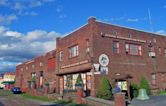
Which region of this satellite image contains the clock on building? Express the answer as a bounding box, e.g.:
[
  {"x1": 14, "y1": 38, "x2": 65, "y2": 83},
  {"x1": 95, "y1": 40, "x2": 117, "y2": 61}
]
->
[{"x1": 99, "y1": 54, "x2": 109, "y2": 66}]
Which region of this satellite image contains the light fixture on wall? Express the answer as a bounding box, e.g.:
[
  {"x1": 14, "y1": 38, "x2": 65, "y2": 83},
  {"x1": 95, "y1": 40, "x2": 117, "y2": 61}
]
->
[
  {"x1": 115, "y1": 73, "x2": 120, "y2": 76},
  {"x1": 93, "y1": 64, "x2": 100, "y2": 72}
]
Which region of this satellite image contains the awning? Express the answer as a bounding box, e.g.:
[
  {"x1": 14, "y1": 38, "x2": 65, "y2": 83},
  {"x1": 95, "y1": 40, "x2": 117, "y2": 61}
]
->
[
  {"x1": 2, "y1": 81, "x2": 15, "y2": 84},
  {"x1": 112, "y1": 73, "x2": 132, "y2": 80}
]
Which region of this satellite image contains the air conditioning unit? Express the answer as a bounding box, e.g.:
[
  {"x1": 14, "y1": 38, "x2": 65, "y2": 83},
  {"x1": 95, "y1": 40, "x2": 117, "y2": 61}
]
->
[{"x1": 149, "y1": 52, "x2": 156, "y2": 58}]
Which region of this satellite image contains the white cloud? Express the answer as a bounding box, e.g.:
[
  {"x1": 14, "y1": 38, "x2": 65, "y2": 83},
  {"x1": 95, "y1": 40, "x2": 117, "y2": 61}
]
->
[
  {"x1": 0, "y1": 14, "x2": 17, "y2": 25},
  {"x1": 127, "y1": 18, "x2": 139, "y2": 22},
  {"x1": 0, "y1": 44, "x2": 9, "y2": 49},
  {"x1": 0, "y1": 25, "x2": 61, "y2": 72},
  {"x1": 56, "y1": 5, "x2": 63, "y2": 13},
  {"x1": 0, "y1": 0, "x2": 9, "y2": 6},
  {"x1": 14, "y1": 2, "x2": 26, "y2": 11},
  {"x1": 59, "y1": 14, "x2": 67, "y2": 19},
  {"x1": 29, "y1": 1, "x2": 42, "y2": 8},
  {"x1": 0, "y1": 0, "x2": 56, "y2": 17},
  {"x1": 22, "y1": 30, "x2": 47, "y2": 42},
  {"x1": 156, "y1": 30, "x2": 166, "y2": 35},
  {"x1": 5, "y1": 31, "x2": 22, "y2": 38},
  {"x1": 0, "y1": 26, "x2": 7, "y2": 34},
  {"x1": 23, "y1": 11, "x2": 38, "y2": 16}
]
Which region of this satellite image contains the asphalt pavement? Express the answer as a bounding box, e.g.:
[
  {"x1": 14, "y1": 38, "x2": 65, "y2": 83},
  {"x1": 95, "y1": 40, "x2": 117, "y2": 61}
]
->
[
  {"x1": 130, "y1": 95, "x2": 166, "y2": 106},
  {"x1": 0, "y1": 89, "x2": 63, "y2": 106}
]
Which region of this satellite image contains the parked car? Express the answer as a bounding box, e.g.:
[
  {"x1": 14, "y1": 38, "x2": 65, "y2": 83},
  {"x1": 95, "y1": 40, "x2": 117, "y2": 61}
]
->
[{"x1": 11, "y1": 87, "x2": 22, "y2": 94}]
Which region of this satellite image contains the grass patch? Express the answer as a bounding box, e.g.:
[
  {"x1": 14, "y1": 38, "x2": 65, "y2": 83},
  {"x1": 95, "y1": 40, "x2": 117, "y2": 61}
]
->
[
  {"x1": 0, "y1": 90, "x2": 12, "y2": 96},
  {"x1": 20, "y1": 93, "x2": 55, "y2": 102},
  {"x1": 54, "y1": 100, "x2": 88, "y2": 106},
  {"x1": 158, "y1": 91, "x2": 166, "y2": 95}
]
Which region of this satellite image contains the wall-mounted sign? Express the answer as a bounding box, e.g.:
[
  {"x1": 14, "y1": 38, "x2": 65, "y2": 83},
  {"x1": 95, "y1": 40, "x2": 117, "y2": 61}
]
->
[
  {"x1": 100, "y1": 66, "x2": 108, "y2": 74},
  {"x1": 99, "y1": 54, "x2": 109, "y2": 66}
]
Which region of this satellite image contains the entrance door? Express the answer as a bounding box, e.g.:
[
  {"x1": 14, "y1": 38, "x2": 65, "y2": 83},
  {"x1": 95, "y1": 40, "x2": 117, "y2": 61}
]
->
[{"x1": 117, "y1": 80, "x2": 127, "y2": 91}]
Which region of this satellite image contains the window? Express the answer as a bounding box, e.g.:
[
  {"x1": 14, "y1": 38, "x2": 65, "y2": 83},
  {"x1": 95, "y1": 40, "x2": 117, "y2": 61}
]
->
[
  {"x1": 86, "y1": 39, "x2": 90, "y2": 53},
  {"x1": 64, "y1": 75, "x2": 73, "y2": 90},
  {"x1": 32, "y1": 64, "x2": 35, "y2": 69},
  {"x1": 149, "y1": 46, "x2": 154, "y2": 52},
  {"x1": 128, "y1": 34, "x2": 132, "y2": 38},
  {"x1": 151, "y1": 74, "x2": 156, "y2": 85},
  {"x1": 158, "y1": 47, "x2": 162, "y2": 55},
  {"x1": 86, "y1": 39, "x2": 89, "y2": 47},
  {"x1": 59, "y1": 51, "x2": 63, "y2": 61},
  {"x1": 69, "y1": 45, "x2": 79, "y2": 58},
  {"x1": 64, "y1": 74, "x2": 86, "y2": 90},
  {"x1": 161, "y1": 74, "x2": 165, "y2": 82},
  {"x1": 26, "y1": 66, "x2": 28, "y2": 70},
  {"x1": 125, "y1": 43, "x2": 142, "y2": 56},
  {"x1": 112, "y1": 41, "x2": 120, "y2": 54},
  {"x1": 164, "y1": 49, "x2": 166, "y2": 57},
  {"x1": 39, "y1": 71, "x2": 43, "y2": 77},
  {"x1": 113, "y1": 31, "x2": 117, "y2": 37},
  {"x1": 39, "y1": 62, "x2": 43, "y2": 67},
  {"x1": 31, "y1": 72, "x2": 36, "y2": 81}
]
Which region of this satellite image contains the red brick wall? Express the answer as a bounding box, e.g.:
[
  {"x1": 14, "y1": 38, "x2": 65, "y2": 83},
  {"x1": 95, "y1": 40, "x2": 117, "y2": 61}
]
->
[
  {"x1": 55, "y1": 17, "x2": 166, "y2": 95},
  {"x1": 15, "y1": 50, "x2": 56, "y2": 93}
]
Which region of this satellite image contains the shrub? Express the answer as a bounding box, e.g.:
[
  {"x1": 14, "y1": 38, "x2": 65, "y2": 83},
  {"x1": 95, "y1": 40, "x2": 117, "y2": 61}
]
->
[
  {"x1": 140, "y1": 77, "x2": 151, "y2": 95},
  {"x1": 96, "y1": 76, "x2": 113, "y2": 100},
  {"x1": 130, "y1": 83, "x2": 139, "y2": 98},
  {"x1": 75, "y1": 74, "x2": 84, "y2": 88}
]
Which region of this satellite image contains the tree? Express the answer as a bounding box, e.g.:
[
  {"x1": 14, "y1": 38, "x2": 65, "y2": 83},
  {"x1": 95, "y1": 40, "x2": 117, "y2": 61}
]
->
[
  {"x1": 140, "y1": 76, "x2": 151, "y2": 95},
  {"x1": 96, "y1": 76, "x2": 113, "y2": 100},
  {"x1": 75, "y1": 74, "x2": 84, "y2": 88}
]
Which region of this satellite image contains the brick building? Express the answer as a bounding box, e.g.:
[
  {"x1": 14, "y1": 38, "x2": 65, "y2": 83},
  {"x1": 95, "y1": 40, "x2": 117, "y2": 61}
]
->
[
  {"x1": 55, "y1": 17, "x2": 166, "y2": 97},
  {"x1": 2, "y1": 72, "x2": 15, "y2": 90},
  {"x1": 15, "y1": 17, "x2": 166, "y2": 98},
  {"x1": 15, "y1": 50, "x2": 56, "y2": 94}
]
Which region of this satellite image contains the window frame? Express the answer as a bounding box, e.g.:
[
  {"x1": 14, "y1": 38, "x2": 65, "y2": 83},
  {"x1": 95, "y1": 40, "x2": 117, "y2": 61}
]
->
[
  {"x1": 59, "y1": 51, "x2": 63, "y2": 61},
  {"x1": 112, "y1": 41, "x2": 120, "y2": 54},
  {"x1": 125, "y1": 43, "x2": 142, "y2": 56},
  {"x1": 69, "y1": 45, "x2": 79, "y2": 58},
  {"x1": 151, "y1": 74, "x2": 156, "y2": 85}
]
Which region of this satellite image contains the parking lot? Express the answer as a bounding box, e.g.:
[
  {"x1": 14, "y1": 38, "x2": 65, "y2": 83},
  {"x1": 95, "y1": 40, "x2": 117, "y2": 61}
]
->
[{"x1": 130, "y1": 95, "x2": 166, "y2": 106}]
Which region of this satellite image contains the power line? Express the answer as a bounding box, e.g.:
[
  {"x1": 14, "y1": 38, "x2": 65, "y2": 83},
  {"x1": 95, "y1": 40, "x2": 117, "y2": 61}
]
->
[{"x1": 148, "y1": 8, "x2": 154, "y2": 32}]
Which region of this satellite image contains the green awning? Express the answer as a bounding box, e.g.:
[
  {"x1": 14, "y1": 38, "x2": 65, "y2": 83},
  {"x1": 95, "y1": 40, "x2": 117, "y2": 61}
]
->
[{"x1": 2, "y1": 81, "x2": 15, "y2": 84}]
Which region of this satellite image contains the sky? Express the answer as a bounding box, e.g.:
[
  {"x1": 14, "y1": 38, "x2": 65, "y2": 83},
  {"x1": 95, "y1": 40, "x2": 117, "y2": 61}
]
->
[{"x1": 0, "y1": 0, "x2": 166, "y2": 73}]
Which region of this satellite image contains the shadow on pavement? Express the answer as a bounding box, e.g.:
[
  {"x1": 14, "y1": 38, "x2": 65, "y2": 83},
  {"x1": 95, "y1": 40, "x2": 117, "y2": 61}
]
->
[
  {"x1": 40, "y1": 104, "x2": 64, "y2": 106},
  {"x1": 0, "y1": 102, "x2": 4, "y2": 106}
]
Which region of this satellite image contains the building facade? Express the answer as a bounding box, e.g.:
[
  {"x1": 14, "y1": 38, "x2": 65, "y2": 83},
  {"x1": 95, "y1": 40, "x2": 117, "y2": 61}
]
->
[
  {"x1": 15, "y1": 17, "x2": 166, "y2": 97},
  {"x1": 2, "y1": 72, "x2": 15, "y2": 90},
  {"x1": 15, "y1": 50, "x2": 56, "y2": 94},
  {"x1": 56, "y1": 17, "x2": 166, "y2": 97}
]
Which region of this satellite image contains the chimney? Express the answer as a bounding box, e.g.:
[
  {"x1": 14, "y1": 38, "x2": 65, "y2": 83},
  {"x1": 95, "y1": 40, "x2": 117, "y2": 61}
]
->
[
  {"x1": 56, "y1": 37, "x2": 61, "y2": 41},
  {"x1": 88, "y1": 17, "x2": 96, "y2": 24}
]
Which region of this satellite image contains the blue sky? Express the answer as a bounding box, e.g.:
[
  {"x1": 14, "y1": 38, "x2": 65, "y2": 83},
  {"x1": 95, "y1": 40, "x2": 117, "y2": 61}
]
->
[{"x1": 0, "y1": 0, "x2": 166, "y2": 73}]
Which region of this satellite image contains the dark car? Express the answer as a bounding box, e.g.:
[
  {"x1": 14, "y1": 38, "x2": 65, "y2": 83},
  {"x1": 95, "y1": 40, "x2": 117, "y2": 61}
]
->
[{"x1": 11, "y1": 87, "x2": 22, "y2": 94}]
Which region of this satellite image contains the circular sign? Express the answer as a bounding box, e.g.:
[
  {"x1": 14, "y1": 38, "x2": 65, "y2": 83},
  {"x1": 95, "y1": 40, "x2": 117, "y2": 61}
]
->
[{"x1": 99, "y1": 54, "x2": 109, "y2": 66}]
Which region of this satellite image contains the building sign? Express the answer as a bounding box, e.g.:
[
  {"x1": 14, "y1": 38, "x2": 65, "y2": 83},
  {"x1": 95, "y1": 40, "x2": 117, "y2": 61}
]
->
[
  {"x1": 100, "y1": 66, "x2": 108, "y2": 74},
  {"x1": 99, "y1": 54, "x2": 109, "y2": 66},
  {"x1": 102, "y1": 33, "x2": 146, "y2": 43}
]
